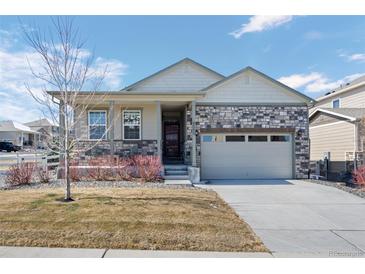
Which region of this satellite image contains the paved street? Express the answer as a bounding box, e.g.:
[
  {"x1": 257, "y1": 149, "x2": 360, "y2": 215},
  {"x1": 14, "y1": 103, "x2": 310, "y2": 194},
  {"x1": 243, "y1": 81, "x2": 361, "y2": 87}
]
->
[{"x1": 199, "y1": 180, "x2": 365, "y2": 257}]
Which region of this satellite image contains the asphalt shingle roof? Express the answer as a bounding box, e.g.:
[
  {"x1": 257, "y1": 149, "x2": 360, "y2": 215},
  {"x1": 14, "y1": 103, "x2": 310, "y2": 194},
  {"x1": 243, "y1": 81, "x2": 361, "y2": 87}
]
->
[{"x1": 320, "y1": 108, "x2": 365, "y2": 119}]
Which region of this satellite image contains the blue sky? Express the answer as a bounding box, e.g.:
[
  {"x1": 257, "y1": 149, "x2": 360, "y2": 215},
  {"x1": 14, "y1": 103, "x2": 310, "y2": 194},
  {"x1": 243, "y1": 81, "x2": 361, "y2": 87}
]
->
[{"x1": 1, "y1": 16, "x2": 365, "y2": 122}]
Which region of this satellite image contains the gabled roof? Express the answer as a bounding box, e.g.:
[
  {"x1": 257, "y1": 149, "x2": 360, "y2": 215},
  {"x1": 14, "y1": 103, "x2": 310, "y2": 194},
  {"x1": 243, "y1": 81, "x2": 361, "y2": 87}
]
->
[
  {"x1": 0, "y1": 120, "x2": 38, "y2": 133},
  {"x1": 122, "y1": 58, "x2": 225, "y2": 91},
  {"x1": 201, "y1": 66, "x2": 315, "y2": 104},
  {"x1": 309, "y1": 108, "x2": 365, "y2": 121},
  {"x1": 24, "y1": 118, "x2": 58, "y2": 127},
  {"x1": 316, "y1": 74, "x2": 365, "y2": 102}
]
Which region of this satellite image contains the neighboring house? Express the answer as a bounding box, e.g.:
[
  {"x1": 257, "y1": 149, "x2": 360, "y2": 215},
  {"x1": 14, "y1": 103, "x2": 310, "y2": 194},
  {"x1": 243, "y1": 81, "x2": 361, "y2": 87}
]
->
[
  {"x1": 309, "y1": 75, "x2": 365, "y2": 180},
  {"x1": 48, "y1": 58, "x2": 313, "y2": 181},
  {"x1": 0, "y1": 120, "x2": 40, "y2": 147},
  {"x1": 24, "y1": 118, "x2": 59, "y2": 148}
]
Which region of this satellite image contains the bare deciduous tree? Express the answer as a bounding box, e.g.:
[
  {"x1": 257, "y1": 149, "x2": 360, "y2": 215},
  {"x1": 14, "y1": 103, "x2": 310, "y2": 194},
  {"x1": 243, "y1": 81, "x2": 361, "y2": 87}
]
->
[{"x1": 22, "y1": 17, "x2": 116, "y2": 201}]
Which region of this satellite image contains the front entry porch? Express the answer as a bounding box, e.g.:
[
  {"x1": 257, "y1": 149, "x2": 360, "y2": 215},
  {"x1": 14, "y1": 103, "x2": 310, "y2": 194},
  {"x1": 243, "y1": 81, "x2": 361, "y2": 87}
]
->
[{"x1": 161, "y1": 104, "x2": 186, "y2": 165}]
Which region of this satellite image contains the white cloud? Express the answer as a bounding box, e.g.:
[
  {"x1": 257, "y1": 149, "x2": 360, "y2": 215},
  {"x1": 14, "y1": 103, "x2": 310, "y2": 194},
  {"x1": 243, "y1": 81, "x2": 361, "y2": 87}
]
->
[
  {"x1": 347, "y1": 53, "x2": 365, "y2": 62},
  {"x1": 338, "y1": 50, "x2": 365, "y2": 63},
  {"x1": 278, "y1": 72, "x2": 364, "y2": 93},
  {"x1": 229, "y1": 15, "x2": 293, "y2": 39},
  {"x1": 91, "y1": 57, "x2": 128, "y2": 90},
  {"x1": 278, "y1": 72, "x2": 323, "y2": 89},
  {"x1": 0, "y1": 28, "x2": 128, "y2": 123}
]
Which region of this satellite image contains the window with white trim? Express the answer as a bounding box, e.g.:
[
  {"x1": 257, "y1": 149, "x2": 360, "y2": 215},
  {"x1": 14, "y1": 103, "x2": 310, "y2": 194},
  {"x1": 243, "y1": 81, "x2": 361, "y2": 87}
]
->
[
  {"x1": 123, "y1": 110, "x2": 141, "y2": 140},
  {"x1": 332, "y1": 99, "x2": 340, "y2": 108},
  {"x1": 88, "y1": 111, "x2": 107, "y2": 140}
]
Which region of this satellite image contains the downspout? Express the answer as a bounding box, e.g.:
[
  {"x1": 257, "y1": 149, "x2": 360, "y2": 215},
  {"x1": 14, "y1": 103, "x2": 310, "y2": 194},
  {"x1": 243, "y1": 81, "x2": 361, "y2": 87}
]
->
[{"x1": 354, "y1": 121, "x2": 358, "y2": 171}]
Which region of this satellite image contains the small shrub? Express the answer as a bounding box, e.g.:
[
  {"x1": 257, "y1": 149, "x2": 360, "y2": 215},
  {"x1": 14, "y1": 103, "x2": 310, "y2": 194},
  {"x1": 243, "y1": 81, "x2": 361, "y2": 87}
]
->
[
  {"x1": 69, "y1": 167, "x2": 81, "y2": 181},
  {"x1": 36, "y1": 167, "x2": 51, "y2": 184},
  {"x1": 86, "y1": 156, "x2": 115, "y2": 181},
  {"x1": 132, "y1": 155, "x2": 162, "y2": 182},
  {"x1": 5, "y1": 162, "x2": 35, "y2": 186},
  {"x1": 115, "y1": 157, "x2": 133, "y2": 181},
  {"x1": 352, "y1": 165, "x2": 365, "y2": 188}
]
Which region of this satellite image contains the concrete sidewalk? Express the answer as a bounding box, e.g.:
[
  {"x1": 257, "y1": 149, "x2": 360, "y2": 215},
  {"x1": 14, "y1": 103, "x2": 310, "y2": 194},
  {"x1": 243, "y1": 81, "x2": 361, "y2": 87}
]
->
[
  {"x1": 2, "y1": 246, "x2": 364, "y2": 258},
  {"x1": 0, "y1": 246, "x2": 273, "y2": 258}
]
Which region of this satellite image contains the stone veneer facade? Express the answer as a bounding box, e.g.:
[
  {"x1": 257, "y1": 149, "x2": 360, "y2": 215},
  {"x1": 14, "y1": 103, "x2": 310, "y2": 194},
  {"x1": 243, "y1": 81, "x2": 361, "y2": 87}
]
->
[
  {"x1": 75, "y1": 140, "x2": 158, "y2": 164},
  {"x1": 185, "y1": 105, "x2": 310, "y2": 179}
]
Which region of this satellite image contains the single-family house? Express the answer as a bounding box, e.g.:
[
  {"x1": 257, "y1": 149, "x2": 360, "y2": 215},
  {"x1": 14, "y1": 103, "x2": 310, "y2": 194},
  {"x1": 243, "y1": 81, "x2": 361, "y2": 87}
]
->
[
  {"x1": 0, "y1": 120, "x2": 40, "y2": 147},
  {"x1": 309, "y1": 75, "x2": 365, "y2": 180},
  {"x1": 24, "y1": 118, "x2": 59, "y2": 148},
  {"x1": 48, "y1": 58, "x2": 313, "y2": 181}
]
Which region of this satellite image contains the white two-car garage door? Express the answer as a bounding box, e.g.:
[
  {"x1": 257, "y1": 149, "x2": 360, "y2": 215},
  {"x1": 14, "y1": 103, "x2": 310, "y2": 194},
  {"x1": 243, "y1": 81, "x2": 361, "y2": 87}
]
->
[{"x1": 201, "y1": 133, "x2": 293, "y2": 180}]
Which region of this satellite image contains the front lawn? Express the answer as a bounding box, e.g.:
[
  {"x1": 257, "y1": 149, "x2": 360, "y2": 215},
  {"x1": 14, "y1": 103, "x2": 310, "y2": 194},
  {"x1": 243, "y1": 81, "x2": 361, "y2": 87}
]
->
[{"x1": 0, "y1": 187, "x2": 267, "y2": 252}]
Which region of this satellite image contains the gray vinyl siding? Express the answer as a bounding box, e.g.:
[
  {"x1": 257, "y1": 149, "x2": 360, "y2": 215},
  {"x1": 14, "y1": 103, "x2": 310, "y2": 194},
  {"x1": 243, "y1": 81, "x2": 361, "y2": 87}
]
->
[
  {"x1": 128, "y1": 62, "x2": 222, "y2": 92},
  {"x1": 198, "y1": 71, "x2": 307, "y2": 104}
]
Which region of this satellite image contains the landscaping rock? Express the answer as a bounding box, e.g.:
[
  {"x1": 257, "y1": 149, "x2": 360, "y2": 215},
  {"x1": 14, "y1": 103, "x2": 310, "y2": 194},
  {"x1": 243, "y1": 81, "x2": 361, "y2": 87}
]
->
[
  {"x1": 0, "y1": 179, "x2": 196, "y2": 191},
  {"x1": 307, "y1": 179, "x2": 365, "y2": 199}
]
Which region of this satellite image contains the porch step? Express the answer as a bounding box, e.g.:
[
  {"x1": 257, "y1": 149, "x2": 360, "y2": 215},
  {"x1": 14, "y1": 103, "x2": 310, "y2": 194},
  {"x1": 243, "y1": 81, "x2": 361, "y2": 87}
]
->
[
  {"x1": 163, "y1": 164, "x2": 189, "y2": 181},
  {"x1": 163, "y1": 175, "x2": 190, "y2": 180},
  {"x1": 164, "y1": 164, "x2": 188, "y2": 171},
  {"x1": 165, "y1": 170, "x2": 188, "y2": 176}
]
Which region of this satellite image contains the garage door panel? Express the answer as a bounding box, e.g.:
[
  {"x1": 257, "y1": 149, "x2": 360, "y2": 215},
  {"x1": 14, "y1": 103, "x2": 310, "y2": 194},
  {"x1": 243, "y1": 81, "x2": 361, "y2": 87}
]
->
[{"x1": 201, "y1": 133, "x2": 293, "y2": 179}]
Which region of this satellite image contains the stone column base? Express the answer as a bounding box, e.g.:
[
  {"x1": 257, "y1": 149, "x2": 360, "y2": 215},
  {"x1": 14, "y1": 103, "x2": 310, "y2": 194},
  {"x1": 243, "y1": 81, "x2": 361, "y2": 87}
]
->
[{"x1": 188, "y1": 166, "x2": 200, "y2": 184}]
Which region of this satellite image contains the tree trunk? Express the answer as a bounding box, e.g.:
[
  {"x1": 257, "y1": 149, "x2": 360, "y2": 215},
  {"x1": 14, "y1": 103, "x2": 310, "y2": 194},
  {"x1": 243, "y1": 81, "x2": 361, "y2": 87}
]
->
[{"x1": 64, "y1": 149, "x2": 72, "y2": 201}]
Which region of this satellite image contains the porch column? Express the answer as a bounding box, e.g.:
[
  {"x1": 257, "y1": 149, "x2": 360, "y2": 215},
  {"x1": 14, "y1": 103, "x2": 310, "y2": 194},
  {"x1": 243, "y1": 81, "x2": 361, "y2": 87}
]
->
[
  {"x1": 156, "y1": 101, "x2": 162, "y2": 162},
  {"x1": 21, "y1": 132, "x2": 24, "y2": 149},
  {"x1": 191, "y1": 100, "x2": 197, "y2": 167},
  {"x1": 108, "y1": 100, "x2": 115, "y2": 155}
]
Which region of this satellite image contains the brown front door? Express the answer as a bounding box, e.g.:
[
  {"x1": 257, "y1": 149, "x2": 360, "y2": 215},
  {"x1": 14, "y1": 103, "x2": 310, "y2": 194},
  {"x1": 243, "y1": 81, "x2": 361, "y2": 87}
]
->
[{"x1": 164, "y1": 121, "x2": 180, "y2": 159}]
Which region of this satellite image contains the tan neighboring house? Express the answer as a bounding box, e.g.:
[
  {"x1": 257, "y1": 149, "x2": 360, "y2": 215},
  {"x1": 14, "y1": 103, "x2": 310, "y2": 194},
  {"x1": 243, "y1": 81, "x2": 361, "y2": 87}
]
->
[
  {"x1": 309, "y1": 75, "x2": 365, "y2": 180},
  {"x1": 24, "y1": 118, "x2": 59, "y2": 149},
  {"x1": 48, "y1": 58, "x2": 313, "y2": 182}
]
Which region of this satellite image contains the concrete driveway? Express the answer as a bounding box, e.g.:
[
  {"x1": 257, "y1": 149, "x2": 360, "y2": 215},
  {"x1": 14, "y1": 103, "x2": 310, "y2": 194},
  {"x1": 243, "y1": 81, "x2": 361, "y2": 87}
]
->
[{"x1": 199, "y1": 180, "x2": 365, "y2": 257}]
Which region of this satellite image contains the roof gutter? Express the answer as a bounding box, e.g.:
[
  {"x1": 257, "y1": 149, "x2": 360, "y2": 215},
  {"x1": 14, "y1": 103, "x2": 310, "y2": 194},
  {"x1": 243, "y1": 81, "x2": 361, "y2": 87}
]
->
[
  {"x1": 316, "y1": 81, "x2": 365, "y2": 102},
  {"x1": 309, "y1": 108, "x2": 357, "y2": 122}
]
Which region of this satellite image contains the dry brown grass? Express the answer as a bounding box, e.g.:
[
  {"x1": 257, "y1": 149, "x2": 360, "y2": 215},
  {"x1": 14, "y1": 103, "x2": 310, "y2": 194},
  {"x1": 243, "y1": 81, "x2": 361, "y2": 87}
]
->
[{"x1": 0, "y1": 187, "x2": 267, "y2": 252}]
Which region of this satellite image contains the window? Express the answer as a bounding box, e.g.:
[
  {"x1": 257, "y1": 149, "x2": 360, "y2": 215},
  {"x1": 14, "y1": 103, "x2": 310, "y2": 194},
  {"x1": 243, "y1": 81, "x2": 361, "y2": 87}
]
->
[
  {"x1": 248, "y1": 135, "x2": 267, "y2": 142},
  {"x1": 332, "y1": 99, "x2": 340, "y2": 108},
  {"x1": 88, "y1": 111, "x2": 107, "y2": 140},
  {"x1": 270, "y1": 135, "x2": 290, "y2": 142},
  {"x1": 226, "y1": 135, "x2": 245, "y2": 142},
  {"x1": 202, "y1": 135, "x2": 214, "y2": 142},
  {"x1": 123, "y1": 110, "x2": 141, "y2": 140}
]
